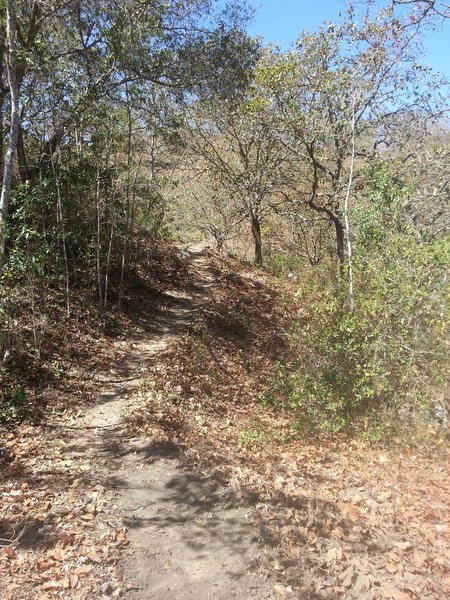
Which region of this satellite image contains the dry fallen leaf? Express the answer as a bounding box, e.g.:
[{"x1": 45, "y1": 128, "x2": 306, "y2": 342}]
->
[
  {"x1": 395, "y1": 541, "x2": 412, "y2": 551},
  {"x1": 76, "y1": 564, "x2": 92, "y2": 577},
  {"x1": 354, "y1": 573, "x2": 370, "y2": 595},
  {"x1": 381, "y1": 584, "x2": 410, "y2": 600},
  {"x1": 41, "y1": 580, "x2": 61, "y2": 590},
  {"x1": 69, "y1": 573, "x2": 79, "y2": 589},
  {"x1": 273, "y1": 584, "x2": 286, "y2": 597},
  {"x1": 87, "y1": 549, "x2": 102, "y2": 563},
  {"x1": 273, "y1": 559, "x2": 283, "y2": 571},
  {"x1": 325, "y1": 546, "x2": 343, "y2": 564},
  {"x1": 340, "y1": 564, "x2": 354, "y2": 587},
  {"x1": 47, "y1": 548, "x2": 61, "y2": 561},
  {"x1": 2, "y1": 547, "x2": 16, "y2": 559},
  {"x1": 385, "y1": 562, "x2": 399, "y2": 574},
  {"x1": 116, "y1": 527, "x2": 128, "y2": 545}
]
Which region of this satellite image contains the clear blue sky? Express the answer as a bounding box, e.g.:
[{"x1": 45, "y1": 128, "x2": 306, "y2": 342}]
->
[{"x1": 246, "y1": 0, "x2": 450, "y2": 77}]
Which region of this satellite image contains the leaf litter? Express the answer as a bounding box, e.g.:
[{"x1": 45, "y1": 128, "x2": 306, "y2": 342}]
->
[
  {"x1": 125, "y1": 249, "x2": 449, "y2": 599},
  {"x1": 1, "y1": 245, "x2": 448, "y2": 599}
]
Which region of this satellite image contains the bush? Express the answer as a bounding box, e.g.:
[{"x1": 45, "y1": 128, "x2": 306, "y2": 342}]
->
[
  {"x1": 0, "y1": 385, "x2": 32, "y2": 424},
  {"x1": 263, "y1": 181, "x2": 449, "y2": 434},
  {"x1": 265, "y1": 251, "x2": 300, "y2": 275}
]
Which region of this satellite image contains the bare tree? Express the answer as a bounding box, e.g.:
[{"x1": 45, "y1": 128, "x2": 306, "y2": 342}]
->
[
  {"x1": 255, "y1": 9, "x2": 443, "y2": 273},
  {"x1": 190, "y1": 101, "x2": 291, "y2": 265}
]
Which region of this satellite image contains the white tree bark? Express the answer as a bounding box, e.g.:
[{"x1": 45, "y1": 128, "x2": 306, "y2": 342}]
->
[
  {"x1": 344, "y1": 97, "x2": 356, "y2": 313},
  {"x1": 0, "y1": 0, "x2": 20, "y2": 273}
]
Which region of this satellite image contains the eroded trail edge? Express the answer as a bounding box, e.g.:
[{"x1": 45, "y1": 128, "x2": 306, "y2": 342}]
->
[{"x1": 76, "y1": 246, "x2": 269, "y2": 599}]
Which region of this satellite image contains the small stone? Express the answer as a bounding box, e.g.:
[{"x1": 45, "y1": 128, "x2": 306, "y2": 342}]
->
[
  {"x1": 100, "y1": 582, "x2": 113, "y2": 596},
  {"x1": 273, "y1": 584, "x2": 286, "y2": 596}
]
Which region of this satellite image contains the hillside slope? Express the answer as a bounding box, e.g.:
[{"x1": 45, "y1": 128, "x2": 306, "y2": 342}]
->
[{"x1": 0, "y1": 244, "x2": 448, "y2": 599}]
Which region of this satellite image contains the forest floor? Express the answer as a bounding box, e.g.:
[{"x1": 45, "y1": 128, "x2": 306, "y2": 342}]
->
[{"x1": 0, "y1": 244, "x2": 448, "y2": 600}]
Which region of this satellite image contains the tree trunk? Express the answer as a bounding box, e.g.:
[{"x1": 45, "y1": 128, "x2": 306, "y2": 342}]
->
[
  {"x1": 129, "y1": 151, "x2": 144, "y2": 269},
  {"x1": 118, "y1": 89, "x2": 132, "y2": 307},
  {"x1": 95, "y1": 162, "x2": 103, "y2": 312},
  {"x1": 250, "y1": 211, "x2": 262, "y2": 265},
  {"x1": 0, "y1": 0, "x2": 20, "y2": 273},
  {"x1": 104, "y1": 183, "x2": 116, "y2": 308},
  {"x1": 333, "y1": 217, "x2": 345, "y2": 276},
  {"x1": 343, "y1": 97, "x2": 356, "y2": 312},
  {"x1": 0, "y1": 46, "x2": 5, "y2": 179},
  {"x1": 17, "y1": 123, "x2": 32, "y2": 184},
  {"x1": 50, "y1": 148, "x2": 71, "y2": 318}
]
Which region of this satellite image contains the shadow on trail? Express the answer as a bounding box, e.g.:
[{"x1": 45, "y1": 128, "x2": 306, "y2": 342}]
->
[
  {"x1": 0, "y1": 246, "x2": 266, "y2": 597},
  {"x1": 109, "y1": 443, "x2": 261, "y2": 581}
]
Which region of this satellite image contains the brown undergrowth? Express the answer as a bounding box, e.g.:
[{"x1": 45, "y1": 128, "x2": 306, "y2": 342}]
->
[
  {"x1": 0, "y1": 242, "x2": 192, "y2": 424},
  {"x1": 126, "y1": 249, "x2": 450, "y2": 599}
]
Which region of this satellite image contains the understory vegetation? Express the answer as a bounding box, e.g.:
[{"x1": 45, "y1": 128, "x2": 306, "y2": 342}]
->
[{"x1": 264, "y1": 205, "x2": 449, "y2": 435}]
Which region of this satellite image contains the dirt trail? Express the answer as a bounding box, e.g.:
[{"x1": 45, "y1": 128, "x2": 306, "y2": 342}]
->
[{"x1": 77, "y1": 246, "x2": 271, "y2": 599}]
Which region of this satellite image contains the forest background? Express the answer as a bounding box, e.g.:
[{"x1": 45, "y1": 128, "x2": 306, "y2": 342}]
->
[{"x1": 0, "y1": 0, "x2": 449, "y2": 439}]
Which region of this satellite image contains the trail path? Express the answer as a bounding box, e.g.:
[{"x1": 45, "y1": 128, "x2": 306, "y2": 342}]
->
[
  {"x1": 76, "y1": 245, "x2": 270, "y2": 599},
  {"x1": 4, "y1": 244, "x2": 448, "y2": 600}
]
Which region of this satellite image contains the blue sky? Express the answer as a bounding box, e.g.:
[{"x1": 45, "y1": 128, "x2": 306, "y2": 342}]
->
[{"x1": 246, "y1": 0, "x2": 450, "y2": 77}]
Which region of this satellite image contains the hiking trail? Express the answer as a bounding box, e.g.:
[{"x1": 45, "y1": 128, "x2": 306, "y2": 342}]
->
[{"x1": 75, "y1": 245, "x2": 271, "y2": 599}]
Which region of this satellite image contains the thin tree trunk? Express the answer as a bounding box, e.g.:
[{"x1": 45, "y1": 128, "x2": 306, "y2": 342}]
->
[
  {"x1": 129, "y1": 152, "x2": 144, "y2": 268},
  {"x1": 104, "y1": 182, "x2": 116, "y2": 308},
  {"x1": 96, "y1": 161, "x2": 103, "y2": 312},
  {"x1": 103, "y1": 139, "x2": 114, "y2": 308},
  {"x1": 17, "y1": 123, "x2": 31, "y2": 184},
  {"x1": 2, "y1": 292, "x2": 12, "y2": 362},
  {"x1": 29, "y1": 274, "x2": 41, "y2": 358},
  {"x1": 250, "y1": 210, "x2": 263, "y2": 265},
  {"x1": 49, "y1": 138, "x2": 70, "y2": 318},
  {"x1": 145, "y1": 135, "x2": 156, "y2": 265},
  {"x1": 75, "y1": 126, "x2": 80, "y2": 158},
  {"x1": 118, "y1": 88, "x2": 132, "y2": 307},
  {"x1": 334, "y1": 217, "x2": 345, "y2": 276},
  {"x1": 0, "y1": 0, "x2": 20, "y2": 273},
  {"x1": 344, "y1": 98, "x2": 356, "y2": 312},
  {"x1": 0, "y1": 46, "x2": 5, "y2": 179}
]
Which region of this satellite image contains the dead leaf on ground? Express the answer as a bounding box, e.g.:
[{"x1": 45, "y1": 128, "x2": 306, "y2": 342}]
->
[{"x1": 116, "y1": 527, "x2": 128, "y2": 545}]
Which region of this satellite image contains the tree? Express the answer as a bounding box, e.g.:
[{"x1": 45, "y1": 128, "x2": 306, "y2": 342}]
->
[
  {"x1": 0, "y1": 0, "x2": 254, "y2": 275},
  {"x1": 254, "y1": 7, "x2": 445, "y2": 274},
  {"x1": 176, "y1": 160, "x2": 246, "y2": 251},
  {"x1": 369, "y1": 1, "x2": 450, "y2": 24},
  {"x1": 0, "y1": 0, "x2": 19, "y2": 273},
  {"x1": 189, "y1": 94, "x2": 291, "y2": 264}
]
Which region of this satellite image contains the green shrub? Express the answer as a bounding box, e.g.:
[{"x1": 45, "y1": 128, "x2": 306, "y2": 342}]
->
[
  {"x1": 263, "y1": 193, "x2": 449, "y2": 434},
  {"x1": 266, "y1": 251, "x2": 300, "y2": 275},
  {"x1": 0, "y1": 385, "x2": 32, "y2": 424}
]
